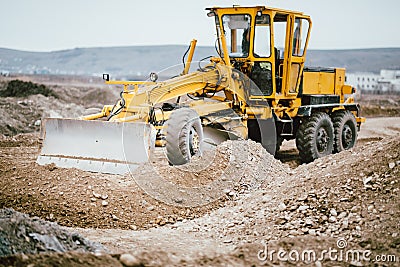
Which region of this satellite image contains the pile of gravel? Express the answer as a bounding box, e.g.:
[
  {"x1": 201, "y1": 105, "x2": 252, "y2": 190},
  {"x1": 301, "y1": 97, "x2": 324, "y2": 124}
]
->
[{"x1": 0, "y1": 208, "x2": 105, "y2": 256}]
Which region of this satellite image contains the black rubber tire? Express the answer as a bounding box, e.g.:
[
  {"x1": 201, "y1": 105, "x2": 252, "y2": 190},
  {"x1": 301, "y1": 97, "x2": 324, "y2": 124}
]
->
[
  {"x1": 296, "y1": 112, "x2": 334, "y2": 163},
  {"x1": 332, "y1": 110, "x2": 357, "y2": 153},
  {"x1": 165, "y1": 108, "x2": 203, "y2": 165}
]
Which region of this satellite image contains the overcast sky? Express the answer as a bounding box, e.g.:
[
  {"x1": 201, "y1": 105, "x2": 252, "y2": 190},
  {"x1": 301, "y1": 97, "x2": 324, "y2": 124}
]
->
[{"x1": 1, "y1": 0, "x2": 399, "y2": 52}]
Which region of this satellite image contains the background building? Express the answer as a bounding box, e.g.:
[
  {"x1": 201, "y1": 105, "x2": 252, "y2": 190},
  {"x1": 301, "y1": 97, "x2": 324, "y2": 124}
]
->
[{"x1": 347, "y1": 69, "x2": 400, "y2": 94}]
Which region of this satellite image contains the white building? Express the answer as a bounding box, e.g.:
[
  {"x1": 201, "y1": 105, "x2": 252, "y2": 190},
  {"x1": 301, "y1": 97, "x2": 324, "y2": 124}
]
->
[
  {"x1": 346, "y1": 72, "x2": 380, "y2": 93},
  {"x1": 346, "y1": 69, "x2": 400, "y2": 94},
  {"x1": 377, "y1": 69, "x2": 400, "y2": 93}
]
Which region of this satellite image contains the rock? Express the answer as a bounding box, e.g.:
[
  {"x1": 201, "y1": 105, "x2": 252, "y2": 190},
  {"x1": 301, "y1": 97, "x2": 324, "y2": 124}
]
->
[
  {"x1": 34, "y1": 119, "x2": 41, "y2": 126},
  {"x1": 304, "y1": 218, "x2": 313, "y2": 226},
  {"x1": 278, "y1": 202, "x2": 287, "y2": 211},
  {"x1": 330, "y1": 208, "x2": 338, "y2": 216},
  {"x1": 147, "y1": 206, "x2": 155, "y2": 211},
  {"x1": 363, "y1": 176, "x2": 373, "y2": 186},
  {"x1": 101, "y1": 194, "x2": 108, "y2": 200},
  {"x1": 367, "y1": 205, "x2": 374, "y2": 212},
  {"x1": 223, "y1": 189, "x2": 231, "y2": 195},
  {"x1": 112, "y1": 214, "x2": 119, "y2": 221},
  {"x1": 275, "y1": 217, "x2": 288, "y2": 225},
  {"x1": 342, "y1": 219, "x2": 349, "y2": 229},
  {"x1": 388, "y1": 162, "x2": 395, "y2": 169},
  {"x1": 101, "y1": 200, "x2": 108, "y2": 206},
  {"x1": 129, "y1": 225, "x2": 138, "y2": 231},
  {"x1": 289, "y1": 229, "x2": 299, "y2": 236},
  {"x1": 351, "y1": 206, "x2": 361, "y2": 213},
  {"x1": 298, "y1": 205, "x2": 309, "y2": 211},
  {"x1": 119, "y1": 253, "x2": 141, "y2": 267},
  {"x1": 338, "y1": 211, "x2": 347, "y2": 219},
  {"x1": 328, "y1": 216, "x2": 337, "y2": 223},
  {"x1": 93, "y1": 191, "x2": 101, "y2": 198}
]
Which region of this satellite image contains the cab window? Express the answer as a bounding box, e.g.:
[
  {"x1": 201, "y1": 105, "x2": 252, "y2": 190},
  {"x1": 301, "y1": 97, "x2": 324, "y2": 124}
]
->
[
  {"x1": 254, "y1": 14, "x2": 271, "y2": 58},
  {"x1": 221, "y1": 14, "x2": 251, "y2": 57}
]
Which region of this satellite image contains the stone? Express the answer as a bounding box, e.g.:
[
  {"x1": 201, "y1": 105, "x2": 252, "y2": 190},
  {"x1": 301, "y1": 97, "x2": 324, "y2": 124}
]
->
[
  {"x1": 305, "y1": 218, "x2": 313, "y2": 226},
  {"x1": 298, "y1": 205, "x2": 309, "y2": 211},
  {"x1": 330, "y1": 208, "x2": 337, "y2": 216},
  {"x1": 147, "y1": 206, "x2": 155, "y2": 211},
  {"x1": 388, "y1": 162, "x2": 395, "y2": 169},
  {"x1": 93, "y1": 191, "x2": 101, "y2": 198},
  {"x1": 328, "y1": 216, "x2": 337, "y2": 223},
  {"x1": 289, "y1": 229, "x2": 299, "y2": 236},
  {"x1": 101, "y1": 200, "x2": 108, "y2": 206},
  {"x1": 278, "y1": 202, "x2": 287, "y2": 211},
  {"x1": 363, "y1": 176, "x2": 373, "y2": 186},
  {"x1": 338, "y1": 211, "x2": 347, "y2": 219},
  {"x1": 351, "y1": 206, "x2": 360, "y2": 213},
  {"x1": 119, "y1": 253, "x2": 141, "y2": 267},
  {"x1": 342, "y1": 219, "x2": 349, "y2": 229},
  {"x1": 367, "y1": 205, "x2": 374, "y2": 212}
]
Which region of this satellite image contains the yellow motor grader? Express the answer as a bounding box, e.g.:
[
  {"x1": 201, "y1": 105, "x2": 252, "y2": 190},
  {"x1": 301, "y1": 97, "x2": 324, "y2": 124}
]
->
[{"x1": 37, "y1": 5, "x2": 365, "y2": 174}]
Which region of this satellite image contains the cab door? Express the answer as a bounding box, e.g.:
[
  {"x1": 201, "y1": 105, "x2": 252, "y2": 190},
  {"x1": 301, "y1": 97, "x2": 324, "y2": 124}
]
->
[{"x1": 273, "y1": 13, "x2": 311, "y2": 97}]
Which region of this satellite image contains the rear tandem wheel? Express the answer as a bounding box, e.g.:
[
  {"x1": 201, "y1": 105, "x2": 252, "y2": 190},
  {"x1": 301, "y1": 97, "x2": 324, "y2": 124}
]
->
[
  {"x1": 331, "y1": 110, "x2": 358, "y2": 153},
  {"x1": 296, "y1": 112, "x2": 334, "y2": 163}
]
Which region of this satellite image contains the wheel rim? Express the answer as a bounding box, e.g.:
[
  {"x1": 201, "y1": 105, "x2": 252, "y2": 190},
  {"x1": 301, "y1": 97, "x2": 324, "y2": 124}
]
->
[
  {"x1": 316, "y1": 127, "x2": 329, "y2": 153},
  {"x1": 342, "y1": 124, "x2": 353, "y2": 149},
  {"x1": 189, "y1": 127, "x2": 200, "y2": 155}
]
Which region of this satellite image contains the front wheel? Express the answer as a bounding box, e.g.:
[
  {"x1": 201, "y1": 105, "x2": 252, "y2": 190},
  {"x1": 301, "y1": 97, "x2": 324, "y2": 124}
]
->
[
  {"x1": 332, "y1": 110, "x2": 358, "y2": 153},
  {"x1": 296, "y1": 112, "x2": 334, "y2": 163},
  {"x1": 165, "y1": 108, "x2": 203, "y2": 165}
]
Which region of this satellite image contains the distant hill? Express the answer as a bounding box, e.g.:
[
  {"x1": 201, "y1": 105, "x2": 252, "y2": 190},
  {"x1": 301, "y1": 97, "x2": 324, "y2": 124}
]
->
[{"x1": 0, "y1": 46, "x2": 399, "y2": 78}]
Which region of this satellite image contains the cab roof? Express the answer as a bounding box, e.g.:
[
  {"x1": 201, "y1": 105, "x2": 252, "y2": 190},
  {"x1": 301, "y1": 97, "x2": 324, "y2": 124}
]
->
[{"x1": 206, "y1": 6, "x2": 305, "y2": 16}]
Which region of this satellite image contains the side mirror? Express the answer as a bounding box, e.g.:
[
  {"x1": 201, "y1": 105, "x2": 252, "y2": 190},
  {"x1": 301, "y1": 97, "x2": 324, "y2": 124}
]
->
[{"x1": 102, "y1": 73, "x2": 110, "y2": 81}]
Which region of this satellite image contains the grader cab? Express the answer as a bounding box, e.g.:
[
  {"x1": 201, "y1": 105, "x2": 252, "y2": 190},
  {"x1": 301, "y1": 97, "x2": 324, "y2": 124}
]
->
[{"x1": 37, "y1": 5, "x2": 364, "y2": 174}]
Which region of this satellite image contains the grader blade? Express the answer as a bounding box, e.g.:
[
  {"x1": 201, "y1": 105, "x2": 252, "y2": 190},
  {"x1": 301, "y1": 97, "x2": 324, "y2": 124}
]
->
[{"x1": 37, "y1": 118, "x2": 155, "y2": 175}]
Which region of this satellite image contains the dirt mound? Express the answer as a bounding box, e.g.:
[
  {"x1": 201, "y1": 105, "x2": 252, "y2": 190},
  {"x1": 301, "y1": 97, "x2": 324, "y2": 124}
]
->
[
  {"x1": 0, "y1": 208, "x2": 105, "y2": 257},
  {"x1": 0, "y1": 76, "x2": 119, "y2": 136},
  {"x1": 0, "y1": 80, "x2": 58, "y2": 98},
  {"x1": 171, "y1": 135, "x2": 399, "y2": 265}
]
